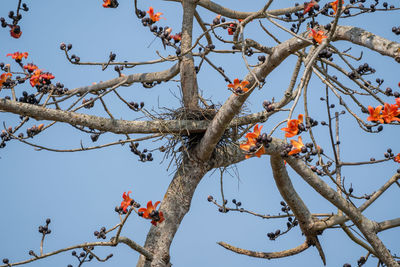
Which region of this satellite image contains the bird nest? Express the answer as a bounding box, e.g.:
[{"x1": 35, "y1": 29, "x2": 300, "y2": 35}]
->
[{"x1": 160, "y1": 106, "x2": 242, "y2": 168}]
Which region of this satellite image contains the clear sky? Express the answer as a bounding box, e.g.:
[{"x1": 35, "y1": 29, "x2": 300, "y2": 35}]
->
[{"x1": 0, "y1": 1, "x2": 399, "y2": 267}]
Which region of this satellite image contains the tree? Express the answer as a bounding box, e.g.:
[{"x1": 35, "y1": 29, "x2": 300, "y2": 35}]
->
[{"x1": 0, "y1": 0, "x2": 399, "y2": 267}]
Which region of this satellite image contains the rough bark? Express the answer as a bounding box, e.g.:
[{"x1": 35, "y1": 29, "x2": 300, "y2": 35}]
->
[
  {"x1": 136, "y1": 157, "x2": 209, "y2": 267},
  {"x1": 179, "y1": 0, "x2": 199, "y2": 110}
]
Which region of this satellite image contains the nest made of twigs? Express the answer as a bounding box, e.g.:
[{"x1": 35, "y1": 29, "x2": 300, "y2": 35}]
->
[{"x1": 160, "y1": 105, "x2": 242, "y2": 169}]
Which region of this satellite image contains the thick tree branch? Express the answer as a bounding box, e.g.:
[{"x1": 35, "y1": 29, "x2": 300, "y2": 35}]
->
[
  {"x1": 270, "y1": 154, "x2": 326, "y2": 265},
  {"x1": 377, "y1": 218, "x2": 400, "y2": 232},
  {"x1": 335, "y1": 26, "x2": 400, "y2": 60},
  {"x1": 217, "y1": 240, "x2": 310, "y2": 259},
  {"x1": 67, "y1": 63, "x2": 180, "y2": 96},
  {"x1": 180, "y1": 0, "x2": 199, "y2": 109},
  {"x1": 0, "y1": 99, "x2": 275, "y2": 135}
]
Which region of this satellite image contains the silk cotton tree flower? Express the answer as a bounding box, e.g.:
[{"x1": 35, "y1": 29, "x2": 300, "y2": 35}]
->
[
  {"x1": 331, "y1": 0, "x2": 344, "y2": 14},
  {"x1": 9, "y1": 25, "x2": 22, "y2": 39},
  {"x1": 102, "y1": 0, "x2": 119, "y2": 8},
  {"x1": 227, "y1": 78, "x2": 250, "y2": 94},
  {"x1": 281, "y1": 114, "x2": 304, "y2": 138},
  {"x1": 0, "y1": 73, "x2": 12, "y2": 88},
  {"x1": 24, "y1": 63, "x2": 38, "y2": 73},
  {"x1": 30, "y1": 69, "x2": 42, "y2": 87},
  {"x1": 367, "y1": 105, "x2": 384, "y2": 123},
  {"x1": 120, "y1": 191, "x2": 133, "y2": 213},
  {"x1": 394, "y1": 153, "x2": 400, "y2": 163},
  {"x1": 147, "y1": 7, "x2": 164, "y2": 23},
  {"x1": 6, "y1": 52, "x2": 28, "y2": 62},
  {"x1": 138, "y1": 201, "x2": 165, "y2": 226},
  {"x1": 288, "y1": 136, "x2": 305, "y2": 155},
  {"x1": 381, "y1": 103, "x2": 400, "y2": 123},
  {"x1": 240, "y1": 124, "x2": 265, "y2": 159},
  {"x1": 303, "y1": 0, "x2": 317, "y2": 14},
  {"x1": 309, "y1": 29, "x2": 327, "y2": 44}
]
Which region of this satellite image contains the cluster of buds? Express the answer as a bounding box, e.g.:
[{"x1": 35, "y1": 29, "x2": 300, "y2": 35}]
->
[
  {"x1": 70, "y1": 54, "x2": 81, "y2": 63},
  {"x1": 347, "y1": 63, "x2": 376, "y2": 79},
  {"x1": 59, "y1": 42, "x2": 73, "y2": 51},
  {"x1": 82, "y1": 98, "x2": 95, "y2": 109},
  {"x1": 93, "y1": 227, "x2": 107, "y2": 239},
  {"x1": 26, "y1": 124, "x2": 44, "y2": 138},
  {"x1": 60, "y1": 42, "x2": 80, "y2": 64},
  {"x1": 128, "y1": 101, "x2": 144, "y2": 111},
  {"x1": 129, "y1": 142, "x2": 154, "y2": 162},
  {"x1": 18, "y1": 91, "x2": 38, "y2": 105},
  {"x1": 69, "y1": 246, "x2": 105, "y2": 267},
  {"x1": 212, "y1": 14, "x2": 226, "y2": 25},
  {"x1": 392, "y1": 26, "x2": 400, "y2": 35},
  {"x1": 0, "y1": 2, "x2": 29, "y2": 39},
  {"x1": 318, "y1": 48, "x2": 333, "y2": 60},
  {"x1": 267, "y1": 229, "x2": 282, "y2": 241},
  {"x1": 90, "y1": 133, "x2": 100, "y2": 142},
  {"x1": 38, "y1": 218, "x2": 52, "y2": 235},
  {"x1": 0, "y1": 129, "x2": 12, "y2": 148},
  {"x1": 53, "y1": 82, "x2": 68, "y2": 95},
  {"x1": 265, "y1": 201, "x2": 299, "y2": 240},
  {"x1": 207, "y1": 195, "x2": 241, "y2": 213},
  {"x1": 262, "y1": 100, "x2": 275, "y2": 112}
]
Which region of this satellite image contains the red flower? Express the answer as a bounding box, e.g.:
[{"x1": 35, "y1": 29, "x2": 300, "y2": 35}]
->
[
  {"x1": 309, "y1": 29, "x2": 327, "y2": 44},
  {"x1": 228, "y1": 78, "x2": 250, "y2": 94},
  {"x1": 381, "y1": 103, "x2": 400, "y2": 123},
  {"x1": 0, "y1": 73, "x2": 12, "y2": 88},
  {"x1": 171, "y1": 33, "x2": 182, "y2": 42},
  {"x1": 331, "y1": 0, "x2": 344, "y2": 14},
  {"x1": 147, "y1": 7, "x2": 164, "y2": 22},
  {"x1": 120, "y1": 191, "x2": 132, "y2": 212},
  {"x1": 7, "y1": 52, "x2": 28, "y2": 61},
  {"x1": 228, "y1": 23, "x2": 236, "y2": 35},
  {"x1": 367, "y1": 105, "x2": 384, "y2": 123},
  {"x1": 24, "y1": 63, "x2": 38, "y2": 73},
  {"x1": 9, "y1": 25, "x2": 22, "y2": 39},
  {"x1": 288, "y1": 136, "x2": 305, "y2": 155},
  {"x1": 281, "y1": 114, "x2": 304, "y2": 138},
  {"x1": 138, "y1": 201, "x2": 165, "y2": 226},
  {"x1": 40, "y1": 72, "x2": 55, "y2": 81},
  {"x1": 240, "y1": 124, "x2": 265, "y2": 159},
  {"x1": 102, "y1": 0, "x2": 119, "y2": 8},
  {"x1": 303, "y1": 0, "x2": 317, "y2": 14},
  {"x1": 29, "y1": 69, "x2": 42, "y2": 87},
  {"x1": 394, "y1": 153, "x2": 400, "y2": 163}
]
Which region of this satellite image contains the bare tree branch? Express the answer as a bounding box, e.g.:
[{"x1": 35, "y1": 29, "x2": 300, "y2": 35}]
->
[
  {"x1": 217, "y1": 240, "x2": 310, "y2": 259},
  {"x1": 68, "y1": 63, "x2": 180, "y2": 96}
]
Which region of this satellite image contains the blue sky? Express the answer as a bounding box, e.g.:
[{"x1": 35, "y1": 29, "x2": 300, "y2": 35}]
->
[{"x1": 0, "y1": 1, "x2": 399, "y2": 267}]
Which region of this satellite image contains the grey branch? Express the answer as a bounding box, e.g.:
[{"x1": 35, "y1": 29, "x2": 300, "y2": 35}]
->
[
  {"x1": 217, "y1": 240, "x2": 310, "y2": 259},
  {"x1": 68, "y1": 63, "x2": 180, "y2": 95}
]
